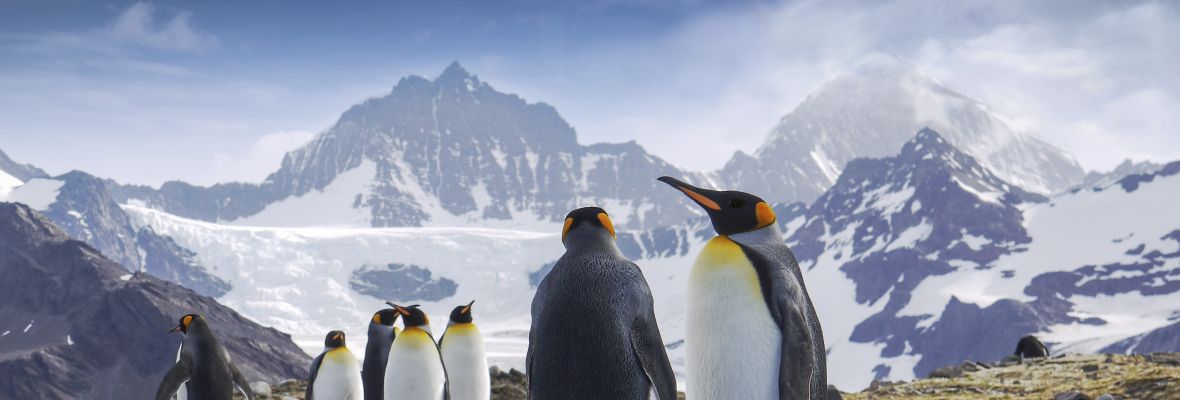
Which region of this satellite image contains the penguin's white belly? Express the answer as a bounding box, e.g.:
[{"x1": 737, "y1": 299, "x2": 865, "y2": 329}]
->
[
  {"x1": 687, "y1": 236, "x2": 781, "y2": 399},
  {"x1": 174, "y1": 345, "x2": 188, "y2": 400},
  {"x1": 314, "y1": 349, "x2": 364, "y2": 400},
  {"x1": 385, "y1": 329, "x2": 447, "y2": 400},
  {"x1": 440, "y1": 324, "x2": 491, "y2": 400}
]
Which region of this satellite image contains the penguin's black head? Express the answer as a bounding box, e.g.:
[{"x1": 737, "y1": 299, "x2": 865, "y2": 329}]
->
[
  {"x1": 658, "y1": 176, "x2": 776, "y2": 236},
  {"x1": 168, "y1": 314, "x2": 201, "y2": 334},
  {"x1": 371, "y1": 308, "x2": 399, "y2": 326},
  {"x1": 561, "y1": 207, "x2": 616, "y2": 245},
  {"x1": 387, "y1": 303, "x2": 429, "y2": 328},
  {"x1": 324, "y1": 330, "x2": 346, "y2": 348},
  {"x1": 449, "y1": 300, "x2": 475, "y2": 324}
]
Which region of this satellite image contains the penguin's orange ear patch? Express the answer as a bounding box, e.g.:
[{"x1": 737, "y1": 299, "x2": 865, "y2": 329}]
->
[
  {"x1": 182, "y1": 315, "x2": 193, "y2": 328},
  {"x1": 755, "y1": 202, "x2": 776, "y2": 229},
  {"x1": 372, "y1": 313, "x2": 382, "y2": 324},
  {"x1": 596, "y1": 213, "x2": 615, "y2": 239},
  {"x1": 561, "y1": 217, "x2": 574, "y2": 241}
]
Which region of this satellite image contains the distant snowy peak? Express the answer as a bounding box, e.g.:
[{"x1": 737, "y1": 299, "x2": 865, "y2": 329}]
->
[
  {"x1": 120, "y1": 62, "x2": 704, "y2": 230},
  {"x1": 1072, "y1": 159, "x2": 1164, "y2": 192},
  {"x1": 722, "y1": 55, "x2": 1083, "y2": 203},
  {"x1": 0, "y1": 148, "x2": 48, "y2": 183}
]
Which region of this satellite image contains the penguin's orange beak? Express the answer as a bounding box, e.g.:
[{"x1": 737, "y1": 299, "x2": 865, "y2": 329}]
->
[
  {"x1": 168, "y1": 325, "x2": 182, "y2": 334},
  {"x1": 657, "y1": 176, "x2": 722, "y2": 211},
  {"x1": 461, "y1": 300, "x2": 475, "y2": 314}
]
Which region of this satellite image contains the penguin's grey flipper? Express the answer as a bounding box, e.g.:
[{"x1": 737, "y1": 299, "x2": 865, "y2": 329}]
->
[
  {"x1": 738, "y1": 243, "x2": 826, "y2": 400},
  {"x1": 306, "y1": 352, "x2": 324, "y2": 400},
  {"x1": 230, "y1": 363, "x2": 256, "y2": 400},
  {"x1": 630, "y1": 316, "x2": 677, "y2": 400},
  {"x1": 154, "y1": 355, "x2": 192, "y2": 400}
]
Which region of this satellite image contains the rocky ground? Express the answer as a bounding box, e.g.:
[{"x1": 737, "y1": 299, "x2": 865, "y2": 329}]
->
[
  {"x1": 847, "y1": 353, "x2": 1180, "y2": 400},
  {"x1": 235, "y1": 353, "x2": 1180, "y2": 400}
]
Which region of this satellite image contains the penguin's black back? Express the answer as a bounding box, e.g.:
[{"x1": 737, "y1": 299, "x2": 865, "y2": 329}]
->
[
  {"x1": 1015, "y1": 335, "x2": 1048, "y2": 358},
  {"x1": 528, "y1": 247, "x2": 657, "y2": 399},
  {"x1": 362, "y1": 322, "x2": 395, "y2": 400},
  {"x1": 185, "y1": 323, "x2": 238, "y2": 399}
]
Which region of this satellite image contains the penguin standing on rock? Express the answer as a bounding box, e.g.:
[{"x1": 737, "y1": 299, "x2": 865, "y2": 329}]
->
[
  {"x1": 528, "y1": 207, "x2": 677, "y2": 400},
  {"x1": 659, "y1": 176, "x2": 827, "y2": 399},
  {"x1": 363, "y1": 308, "x2": 400, "y2": 400},
  {"x1": 155, "y1": 314, "x2": 256, "y2": 400},
  {"x1": 439, "y1": 300, "x2": 490, "y2": 400},
  {"x1": 384, "y1": 304, "x2": 449, "y2": 400},
  {"x1": 308, "y1": 330, "x2": 364, "y2": 400}
]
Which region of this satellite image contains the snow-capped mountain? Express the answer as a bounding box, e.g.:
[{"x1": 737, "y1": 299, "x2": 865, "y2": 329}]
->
[
  {"x1": 0, "y1": 148, "x2": 48, "y2": 183},
  {"x1": 111, "y1": 62, "x2": 706, "y2": 230},
  {"x1": 719, "y1": 55, "x2": 1084, "y2": 203},
  {"x1": 1, "y1": 167, "x2": 229, "y2": 297},
  {"x1": 0, "y1": 202, "x2": 307, "y2": 399},
  {"x1": 1072, "y1": 159, "x2": 1164, "y2": 192}
]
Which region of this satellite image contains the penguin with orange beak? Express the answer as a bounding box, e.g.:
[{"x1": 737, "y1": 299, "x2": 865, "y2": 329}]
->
[
  {"x1": 658, "y1": 177, "x2": 827, "y2": 399},
  {"x1": 154, "y1": 314, "x2": 256, "y2": 400}
]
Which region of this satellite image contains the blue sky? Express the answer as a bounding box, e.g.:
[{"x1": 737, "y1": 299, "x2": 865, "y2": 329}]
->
[{"x1": 0, "y1": 0, "x2": 1177, "y2": 185}]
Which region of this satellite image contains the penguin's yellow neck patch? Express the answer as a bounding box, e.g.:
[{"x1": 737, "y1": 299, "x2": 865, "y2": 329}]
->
[
  {"x1": 446, "y1": 322, "x2": 479, "y2": 336},
  {"x1": 397, "y1": 327, "x2": 434, "y2": 349},
  {"x1": 693, "y1": 236, "x2": 762, "y2": 297}
]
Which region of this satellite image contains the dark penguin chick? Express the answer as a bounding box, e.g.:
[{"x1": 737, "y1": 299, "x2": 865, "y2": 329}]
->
[
  {"x1": 363, "y1": 308, "x2": 400, "y2": 400},
  {"x1": 659, "y1": 176, "x2": 827, "y2": 400},
  {"x1": 155, "y1": 314, "x2": 256, "y2": 400},
  {"x1": 383, "y1": 304, "x2": 449, "y2": 400},
  {"x1": 1015, "y1": 335, "x2": 1049, "y2": 359},
  {"x1": 440, "y1": 300, "x2": 490, "y2": 400},
  {"x1": 308, "y1": 331, "x2": 363, "y2": 400},
  {"x1": 527, "y1": 207, "x2": 676, "y2": 400}
]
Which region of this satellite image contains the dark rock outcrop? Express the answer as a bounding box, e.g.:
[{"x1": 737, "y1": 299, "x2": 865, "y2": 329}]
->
[
  {"x1": 349, "y1": 263, "x2": 457, "y2": 302},
  {"x1": 0, "y1": 202, "x2": 308, "y2": 399}
]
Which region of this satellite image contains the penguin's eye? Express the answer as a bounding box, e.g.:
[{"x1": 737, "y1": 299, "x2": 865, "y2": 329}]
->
[{"x1": 729, "y1": 199, "x2": 745, "y2": 208}]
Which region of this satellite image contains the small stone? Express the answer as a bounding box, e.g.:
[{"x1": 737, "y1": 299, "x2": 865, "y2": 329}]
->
[
  {"x1": 1081, "y1": 364, "x2": 1100, "y2": 373},
  {"x1": 1055, "y1": 391, "x2": 1092, "y2": 400},
  {"x1": 248, "y1": 381, "x2": 271, "y2": 398},
  {"x1": 1096, "y1": 394, "x2": 1116, "y2": 400},
  {"x1": 928, "y1": 365, "x2": 962, "y2": 379}
]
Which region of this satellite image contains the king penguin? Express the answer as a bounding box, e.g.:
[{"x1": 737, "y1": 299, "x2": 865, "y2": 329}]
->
[
  {"x1": 308, "y1": 330, "x2": 364, "y2": 400},
  {"x1": 659, "y1": 176, "x2": 827, "y2": 399},
  {"x1": 439, "y1": 300, "x2": 490, "y2": 400},
  {"x1": 154, "y1": 314, "x2": 256, "y2": 400},
  {"x1": 383, "y1": 304, "x2": 449, "y2": 400},
  {"x1": 527, "y1": 207, "x2": 677, "y2": 400},
  {"x1": 363, "y1": 308, "x2": 400, "y2": 400},
  {"x1": 1014, "y1": 335, "x2": 1049, "y2": 359}
]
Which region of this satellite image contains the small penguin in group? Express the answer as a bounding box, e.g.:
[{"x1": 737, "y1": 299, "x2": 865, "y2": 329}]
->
[
  {"x1": 659, "y1": 177, "x2": 827, "y2": 399},
  {"x1": 363, "y1": 308, "x2": 400, "y2": 400},
  {"x1": 439, "y1": 300, "x2": 490, "y2": 400},
  {"x1": 384, "y1": 303, "x2": 449, "y2": 400},
  {"x1": 1015, "y1": 335, "x2": 1049, "y2": 359},
  {"x1": 155, "y1": 314, "x2": 256, "y2": 400},
  {"x1": 307, "y1": 330, "x2": 364, "y2": 400},
  {"x1": 527, "y1": 207, "x2": 677, "y2": 400}
]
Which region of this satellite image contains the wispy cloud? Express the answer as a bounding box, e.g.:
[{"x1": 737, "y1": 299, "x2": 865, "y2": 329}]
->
[{"x1": 108, "y1": 2, "x2": 219, "y2": 53}]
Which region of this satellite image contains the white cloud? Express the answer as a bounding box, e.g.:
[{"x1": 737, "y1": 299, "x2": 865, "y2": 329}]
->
[
  {"x1": 109, "y1": 2, "x2": 218, "y2": 53},
  {"x1": 205, "y1": 131, "x2": 316, "y2": 185}
]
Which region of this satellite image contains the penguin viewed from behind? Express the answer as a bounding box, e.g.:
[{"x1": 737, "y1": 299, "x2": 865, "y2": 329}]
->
[
  {"x1": 155, "y1": 314, "x2": 256, "y2": 400},
  {"x1": 308, "y1": 330, "x2": 364, "y2": 400},
  {"x1": 363, "y1": 308, "x2": 400, "y2": 400},
  {"x1": 384, "y1": 303, "x2": 449, "y2": 400},
  {"x1": 1015, "y1": 335, "x2": 1049, "y2": 359},
  {"x1": 439, "y1": 300, "x2": 490, "y2": 400},
  {"x1": 659, "y1": 176, "x2": 827, "y2": 399},
  {"x1": 527, "y1": 207, "x2": 677, "y2": 400}
]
